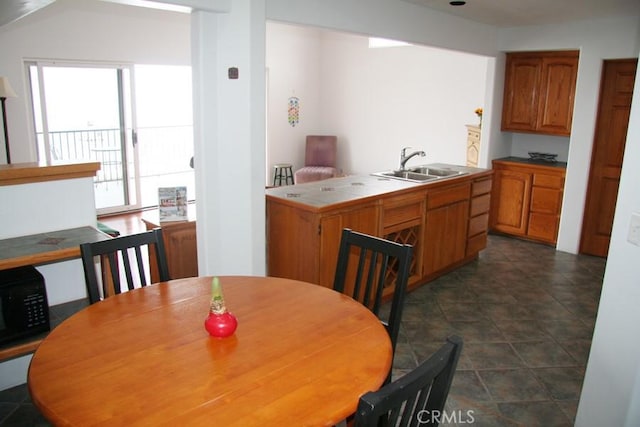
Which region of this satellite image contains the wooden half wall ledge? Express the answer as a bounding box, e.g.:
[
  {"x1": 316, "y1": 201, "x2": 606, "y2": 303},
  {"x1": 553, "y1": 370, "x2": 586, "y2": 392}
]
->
[{"x1": 0, "y1": 162, "x2": 101, "y2": 186}]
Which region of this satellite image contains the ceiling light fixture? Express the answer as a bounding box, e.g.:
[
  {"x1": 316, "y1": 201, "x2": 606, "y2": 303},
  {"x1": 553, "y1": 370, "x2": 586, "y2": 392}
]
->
[{"x1": 450, "y1": 1, "x2": 466, "y2": 5}]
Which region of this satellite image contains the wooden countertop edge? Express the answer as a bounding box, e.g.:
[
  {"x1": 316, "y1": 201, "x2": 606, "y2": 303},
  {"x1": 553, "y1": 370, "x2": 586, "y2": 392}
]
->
[
  {"x1": 0, "y1": 162, "x2": 101, "y2": 186},
  {"x1": 265, "y1": 170, "x2": 493, "y2": 213},
  {"x1": 0, "y1": 246, "x2": 81, "y2": 270},
  {"x1": 0, "y1": 338, "x2": 42, "y2": 362}
]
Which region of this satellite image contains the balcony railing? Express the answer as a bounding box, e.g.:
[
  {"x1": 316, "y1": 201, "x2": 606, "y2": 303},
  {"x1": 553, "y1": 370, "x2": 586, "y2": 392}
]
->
[{"x1": 37, "y1": 126, "x2": 194, "y2": 209}]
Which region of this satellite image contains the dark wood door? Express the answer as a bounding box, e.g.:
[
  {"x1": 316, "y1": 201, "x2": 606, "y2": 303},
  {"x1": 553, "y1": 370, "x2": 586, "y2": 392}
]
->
[{"x1": 580, "y1": 58, "x2": 637, "y2": 257}]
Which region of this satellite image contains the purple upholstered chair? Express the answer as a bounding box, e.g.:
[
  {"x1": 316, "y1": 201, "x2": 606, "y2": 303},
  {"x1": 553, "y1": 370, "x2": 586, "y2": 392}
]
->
[{"x1": 294, "y1": 135, "x2": 339, "y2": 184}]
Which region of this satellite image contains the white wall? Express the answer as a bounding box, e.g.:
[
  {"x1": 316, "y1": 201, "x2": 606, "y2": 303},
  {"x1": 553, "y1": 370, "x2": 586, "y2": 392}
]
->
[
  {"x1": 191, "y1": 0, "x2": 267, "y2": 277},
  {"x1": 265, "y1": 23, "x2": 323, "y2": 179},
  {"x1": 266, "y1": 22, "x2": 489, "y2": 176},
  {"x1": 319, "y1": 31, "x2": 488, "y2": 174},
  {"x1": 266, "y1": 0, "x2": 499, "y2": 57},
  {"x1": 0, "y1": 0, "x2": 190, "y2": 164}
]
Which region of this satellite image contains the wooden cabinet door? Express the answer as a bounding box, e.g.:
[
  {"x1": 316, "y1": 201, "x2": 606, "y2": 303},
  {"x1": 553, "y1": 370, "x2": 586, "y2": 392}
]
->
[
  {"x1": 266, "y1": 200, "x2": 320, "y2": 285},
  {"x1": 502, "y1": 55, "x2": 541, "y2": 132},
  {"x1": 162, "y1": 222, "x2": 198, "y2": 280},
  {"x1": 318, "y1": 205, "x2": 380, "y2": 288},
  {"x1": 529, "y1": 185, "x2": 563, "y2": 214},
  {"x1": 144, "y1": 220, "x2": 197, "y2": 283},
  {"x1": 536, "y1": 55, "x2": 579, "y2": 135},
  {"x1": 502, "y1": 51, "x2": 578, "y2": 136},
  {"x1": 424, "y1": 201, "x2": 469, "y2": 276},
  {"x1": 490, "y1": 168, "x2": 531, "y2": 236},
  {"x1": 423, "y1": 181, "x2": 470, "y2": 276},
  {"x1": 580, "y1": 59, "x2": 637, "y2": 257}
]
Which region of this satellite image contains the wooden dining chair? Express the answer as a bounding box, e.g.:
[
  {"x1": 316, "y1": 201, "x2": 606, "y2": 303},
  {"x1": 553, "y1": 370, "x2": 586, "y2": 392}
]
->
[
  {"x1": 354, "y1": 335, "x2": 463, "y2": 427},
  {"x1": 80, "y1": 228, "x2": 170, "y2": 304},
  {"x1": 333, "y1": 228, "x2": 413, "y2": 367}
]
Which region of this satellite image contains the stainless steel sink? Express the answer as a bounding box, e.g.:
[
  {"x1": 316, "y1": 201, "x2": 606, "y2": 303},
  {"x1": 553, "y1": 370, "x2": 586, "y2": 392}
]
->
[
  {"x1": 409, "y1": 167, "x2": 467, "y2": 177},
  {"x1": 372, "y1": 165, "x2": 468, "y2": 183},
  {"x1": 374, "y1": 170, "x2": 439, "y2": 182}
]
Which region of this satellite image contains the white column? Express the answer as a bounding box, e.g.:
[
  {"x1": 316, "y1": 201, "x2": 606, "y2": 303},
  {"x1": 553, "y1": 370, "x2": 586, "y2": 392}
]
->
[{"x1": 191, "y1": 0, "x2": 266, "y2": 276}]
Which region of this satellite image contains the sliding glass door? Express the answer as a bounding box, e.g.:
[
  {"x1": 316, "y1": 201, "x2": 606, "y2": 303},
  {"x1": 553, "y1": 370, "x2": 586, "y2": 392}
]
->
[
  {"x1": 28, "y1": 61, "x2": 194, "y2": 214},
  {"x1": 133, "y1": 65, "x2": 194, "y2": 208},
  {"x1": 28, "y1": 62, "x2": 138, "y2": 213}
]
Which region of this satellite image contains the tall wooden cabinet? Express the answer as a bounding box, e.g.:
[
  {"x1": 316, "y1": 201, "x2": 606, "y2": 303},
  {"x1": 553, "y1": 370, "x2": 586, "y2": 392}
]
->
[
  {"x1": 502, "y1": 50, "x2": 579, "y2": 136},
  {"x1": 490, "y1": 158, "x2": 566, "y2": 245}
]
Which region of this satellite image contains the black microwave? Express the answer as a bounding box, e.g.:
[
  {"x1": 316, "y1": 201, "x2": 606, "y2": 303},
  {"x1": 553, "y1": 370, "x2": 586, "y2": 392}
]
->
[{"x1": 0, "y1": 266, "x2": 50, "y2": 346}]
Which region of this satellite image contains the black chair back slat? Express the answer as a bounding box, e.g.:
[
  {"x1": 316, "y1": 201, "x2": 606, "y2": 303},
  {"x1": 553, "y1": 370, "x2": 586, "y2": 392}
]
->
[
  {"x1": 134, "y1": 245, "x2": 147, "y2": 287},
  {"x1": 106, "y1": 253, "x2": 122, "y2": 295},
  {"x1": 353, "y1": 248, "x2": 367, "y2": 300},
  {"x1": 372, "y1": 254, "x2": 389, "y2": 314},
  {"x1": 121, "y1": 248, "x2": 135, "y2": 291}
]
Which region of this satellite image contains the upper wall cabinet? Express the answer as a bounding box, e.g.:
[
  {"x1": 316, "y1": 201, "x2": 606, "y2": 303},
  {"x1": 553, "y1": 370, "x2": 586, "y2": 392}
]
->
[{"x1": 501, "y1": 50, "x2": 579, "y2": 136}]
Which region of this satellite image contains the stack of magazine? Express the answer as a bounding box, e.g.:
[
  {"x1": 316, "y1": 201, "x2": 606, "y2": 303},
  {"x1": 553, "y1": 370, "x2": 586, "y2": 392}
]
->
[{"x1": 158, "y1": 186, "x2": 188, "y2": 222}]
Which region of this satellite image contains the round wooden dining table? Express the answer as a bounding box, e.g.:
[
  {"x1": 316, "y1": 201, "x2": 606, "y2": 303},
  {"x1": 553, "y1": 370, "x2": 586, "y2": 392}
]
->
[{"x1": 28, "y1": 276, "x2": 392, "y2": 426}]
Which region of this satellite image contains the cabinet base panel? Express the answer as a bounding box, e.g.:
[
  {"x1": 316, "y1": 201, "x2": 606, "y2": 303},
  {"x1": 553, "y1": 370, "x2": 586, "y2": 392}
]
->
[{"x1": 488, "y1": 230, "x2": 556, "y2": 247}]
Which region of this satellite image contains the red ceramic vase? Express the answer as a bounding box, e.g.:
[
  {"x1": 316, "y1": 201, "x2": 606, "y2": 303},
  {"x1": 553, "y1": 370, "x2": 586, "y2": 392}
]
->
[{"x1": 204, "y1": 311, "x2": 238, "y2": 338}]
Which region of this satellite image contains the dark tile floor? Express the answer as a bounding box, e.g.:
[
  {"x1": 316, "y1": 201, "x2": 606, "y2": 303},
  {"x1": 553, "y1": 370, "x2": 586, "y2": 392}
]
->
[
  {"x1": 0, "y1": 234, "x2": 604, "y2": 426},
  {"x1": 391, "y1": 234, "x2": 605, "y2": 427}
]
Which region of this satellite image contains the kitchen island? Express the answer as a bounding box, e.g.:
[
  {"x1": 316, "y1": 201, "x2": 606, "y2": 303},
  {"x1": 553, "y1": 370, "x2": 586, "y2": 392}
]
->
[{"x1": 266, "y1": 164, "x2": 493, "y2": 295}]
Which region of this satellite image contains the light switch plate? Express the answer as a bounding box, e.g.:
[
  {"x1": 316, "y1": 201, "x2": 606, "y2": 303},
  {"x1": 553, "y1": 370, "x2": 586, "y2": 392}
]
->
[{"x1": 627, "y1": 212, "x2": 640, "y2": 246}]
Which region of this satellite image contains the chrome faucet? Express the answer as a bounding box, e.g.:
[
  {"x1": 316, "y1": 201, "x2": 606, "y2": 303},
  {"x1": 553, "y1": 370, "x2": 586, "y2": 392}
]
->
[{"x1": 399, "y1": 147, "x2": 426, "y2": 170}]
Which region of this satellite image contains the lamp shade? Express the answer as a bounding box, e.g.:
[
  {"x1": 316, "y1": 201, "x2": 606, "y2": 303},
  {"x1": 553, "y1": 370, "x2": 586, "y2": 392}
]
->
[{"x1": 0, "y1": 77, "x2": 17, "y2": 98}]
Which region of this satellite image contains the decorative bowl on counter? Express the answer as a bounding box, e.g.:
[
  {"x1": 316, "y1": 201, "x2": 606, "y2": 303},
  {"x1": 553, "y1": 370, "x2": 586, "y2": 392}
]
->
[{"x1": 528, "y1": 152, "x2": 558, "y2": 162}]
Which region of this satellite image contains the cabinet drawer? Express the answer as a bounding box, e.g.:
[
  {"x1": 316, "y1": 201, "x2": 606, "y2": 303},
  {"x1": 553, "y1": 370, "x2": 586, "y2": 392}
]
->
[
  {"x1": 528, "y1": 212, "x2": 559, "y2": 243},
  {"x1": 383, "y1": 194, "x2": 424, "y2": 228},
  {"x1": 427, "y1": 182, "x2": 470, "y2": 210},
  {"x1": 468, "y1": 213, "x2": 489, "y2": 237},
  {"x1": 383, "y1": 202, "x2": 423, "y2": 227},
  {"x1": 530, "y1": 187, "x2": 562, "y2": 214},
  {"x1": 470, "y1": 194, "x2": 491, "y2": 217},
  {"x1": 533, "y1": 173, "x2": 564, "y2": 188},
  {"x1": 472, "y1": 178, "x2": 492, "y2": 196},
  {"x1": 466, "y1": 232, "x2": 487, "y2": 256}
]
